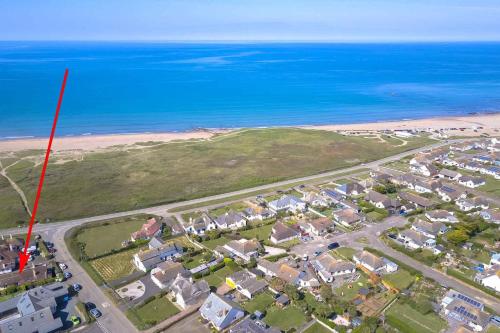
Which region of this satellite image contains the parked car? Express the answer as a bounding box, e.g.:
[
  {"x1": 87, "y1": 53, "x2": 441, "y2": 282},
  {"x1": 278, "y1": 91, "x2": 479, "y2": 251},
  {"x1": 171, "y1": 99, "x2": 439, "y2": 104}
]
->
[
  {"x1": 85, "y1": 302, "x2": 96, "y2": 311},
  {"x1": 89, "y1": 308, "x2": 102, "y2": 319},
  {"x1": 64, "y1": 272, "x2": 72, "y2": 279},
  {"x1": 72, "y1": 284, "x2": 81, "y2": 292},
  {"x1": 59, "y1": 263, "x2": 67, "y2": 270},
  {"x1": 70, "y1": 316, "x2": 81, "y2": 326},
  {"x1": 327, "y1": 242, "x2": 339, "y2": 250},
  {"x1": 314, "y1": 251, "x2": 322, "y2": 257}
]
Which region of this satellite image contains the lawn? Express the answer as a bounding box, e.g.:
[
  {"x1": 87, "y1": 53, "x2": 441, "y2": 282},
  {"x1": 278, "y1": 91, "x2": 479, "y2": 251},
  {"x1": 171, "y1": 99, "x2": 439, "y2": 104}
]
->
[
  {"x1": 1, "y1": 128, "x2": 434, "y2": 225},
  {"x1": 209, "y1": 202, "x2": 249, "y2": 216},
  {"x1": 239, "y1": 224, "x2": 274, "y2": 240},
  {"x1": 335, "y1": 273, "x2": 371, "y2": 301},
  {"x1": 183, "y1": 252, "x2": 211, "y2": 269},
  {"x1": 382, "y1": 269, "x2": 415, "y2": 290},
  {"x1": 333, "y1": 247, "x2": 357, "y2": 260},
  {"x1": 201, "y1": 236, "x2": 230, "y2": 250},
  {"x1": 303, "y1": 322, "x2": 331, "y2": 333},
  {"x1": 366, "y1": 211, "x2": 385, "y2": 221},
  {"x1": 90, "y1": 248, "x2": 138, "y2": 282},
  {"x1": 243, "y1": 292, "x2": 275, "y2": 313},
  {"x1": 201, "y1": 265, "x2": 240, "y2": 288},
  {"x1": 264, "y1": 305, "x2": 307, "y2": 331},
  {"x1": 76, "y1": 214, "x2": 154, "y2": 258},
  {"x1": 386, "y1": 301, "x2": 447, "y2": 333},
  {"x1": 127, "y1": 296, "x2": 180, "y2": 329}
]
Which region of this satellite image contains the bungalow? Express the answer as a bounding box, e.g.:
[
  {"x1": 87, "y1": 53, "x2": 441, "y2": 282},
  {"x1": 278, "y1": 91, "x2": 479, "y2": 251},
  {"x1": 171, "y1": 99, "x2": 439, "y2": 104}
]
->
[
  {"x1": 200, "y1": 293, "x2": 244, "y2": 331},
  {"x1": 410, "y1": 163, "x2": 438, "y2": 177},
  {"x1": 490, "y1": 253, "x2": 500, "y2": 266},
  {"x1": 398, "y1": 229, "x2": 436, "y2": 250},
  {"x1": 133, "y1": 242, "x2": 183, "y2": 272},
  {"x1": 320, "y1": 189, "x2": 344, "y2": 204},
  {"x1": 438, "y1": 169, "x2": 462, "y2": 181},
  {"x1": 463, "y1": 161, "x2": 482, "y2": 172},
  {"x1": 226, "y1": 269, "x2": 268, "y2": 299},
  {"x1": 411, "y1": 219, "x2": 447, "y2": 239},
  {"x1": 456, "y1": 197, "x2": 489, "y2": 212},
  {"x1": 478, "y1": 273, "x2": 500, "y2": 293},
  {"x1": 131, "y1": 217, "x2": 163, "y2": 241},
  {"x1": 425, "y1": 210, "x2": 459, "y2": 223},
  {"x1": 303, "y1": 192, "x2": 329, "y2": 207},
  {"x1": 478, "y1": 209, "x2": 500, "y2": 224},
  {"x1": 414, "y1": 180, "x2": 440, "y2": 194},
  {"x1": 230, "y1": 317, "x2": 281, "y2": 333},
  {"x1": 335, "y1": 182, "x2": 365, "y2": 197},
  {"x1": 150, "y1": 261, "x2": 189, "y2": 289},
  {"x1": 223, "y1": 238, "x2": 262, "y2": 262},
  {"x1": 257, "y1": 259, "x2": 308, "y2": 287},
  {"x1": 170, "y1": 275, "x2": 210, "y2": 309},
  {"x1": 304, "y1": 218, "x2": 333, "y2": 236},
  {"x1": 458, "y1": 176, "x2": 486, "y2": 188},
  {"x1": 333, "y1": 208, "x2": 363, "y2": 227},
  {"x1": 184, "y1": 213, "x2": 217, "y2": 235},
  {"x1": 353, "y1": 251, "x2": 397, "y2": 273},
  {"x1": 311, "y1": 253, "x2": 355, "y2": 283},
  {"x1": 442, "y1": 158, "x2": 460, "y2": 167},
  {"x1": 398, "y1": 191, "x2": 435, "y2": 209},
  {"x1": 479, "y1": 165, "x2": 500, "y2": 179},
  {"x1": 214, "y1": 211, "x2": 247, "y2": 230},
  {"x1": 441, "y1": 291, "x2": 489, "y2": 332},
  {"x1": 365, "y1": 191, "x2": 400, "y2": 211},
  {"x1": 436, "y1": 185, "x2": 466, "y2": 202},
  {"x1": 268, "y1": 195, "x2": 307, "y2": 213},
  {"x1": 450, "y1": 142, "x2": 474, "y2": 152},
  {"x1": 391, "y1": 174, "x2": 417, "y2": 187},
  {"x1": 269, "y1": 222, "x2": 300, "y2": 244},
  {"x1": 241, "y1": 208, "x2": 263, "y2": 221},
  {"x1": 473, "y1": 155, "x2": 494, "y2": 164},
  {"x1": 148, "y1": 236, "x2": 165, "y2": 249}
]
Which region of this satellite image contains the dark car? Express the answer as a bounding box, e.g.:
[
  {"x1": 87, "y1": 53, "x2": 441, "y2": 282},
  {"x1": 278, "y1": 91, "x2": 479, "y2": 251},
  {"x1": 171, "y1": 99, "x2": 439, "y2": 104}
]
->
[
  {"x1": 327, "y1": 242, "x2": 339, "y2": 250},
  {"x1": 89, "y1": 308, "x2": 102, "y2": 319},
  {"x1": 85, "y1": 302, "x2": 96, "y2": 311}
]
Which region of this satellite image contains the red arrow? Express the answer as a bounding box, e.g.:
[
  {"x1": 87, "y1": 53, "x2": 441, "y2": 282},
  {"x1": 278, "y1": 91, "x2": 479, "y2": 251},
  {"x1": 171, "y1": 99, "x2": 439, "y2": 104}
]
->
[{"x1": 19, "y1": 69, "x2": 69, "y2": 273}]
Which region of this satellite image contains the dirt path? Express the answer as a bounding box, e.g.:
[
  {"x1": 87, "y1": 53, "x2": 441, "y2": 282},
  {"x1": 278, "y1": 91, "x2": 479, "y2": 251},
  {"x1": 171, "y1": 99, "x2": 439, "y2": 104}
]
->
[{"x1": 0, "y1": 160, "x2": 32, "y2": 217}]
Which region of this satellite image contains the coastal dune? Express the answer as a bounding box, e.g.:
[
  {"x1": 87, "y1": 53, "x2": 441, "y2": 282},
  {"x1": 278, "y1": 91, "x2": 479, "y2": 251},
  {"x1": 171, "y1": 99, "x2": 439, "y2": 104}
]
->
[{"x1": 0, "y1": 113, "x2": 498, "y2": 153}]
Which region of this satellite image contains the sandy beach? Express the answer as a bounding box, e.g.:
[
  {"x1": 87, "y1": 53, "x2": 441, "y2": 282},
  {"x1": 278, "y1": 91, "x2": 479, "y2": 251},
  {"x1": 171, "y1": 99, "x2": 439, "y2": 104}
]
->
[{"x1": 0, "y1": 113, "x2": 498, "y2": 153}]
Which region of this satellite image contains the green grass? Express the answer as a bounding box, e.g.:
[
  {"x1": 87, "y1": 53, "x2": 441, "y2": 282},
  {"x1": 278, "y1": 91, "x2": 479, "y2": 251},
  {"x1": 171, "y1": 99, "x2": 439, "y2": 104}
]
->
[
  {"x1": 127, "y1": 296, "x2": 180, "y2": 329},
  {"x1": 264, "y1": 305, "x2": 307, "y2": 331},
  {"x1": 335, "y1": 273, "x2": 371, "y2": 301},
  {"x1": 238, "y1": 223, "x2": 274, "y2": 240},
  {"x1": 209, "y1": 202, "x2": 249, "y2": 216},
  {"x1": 333, "y1": 247, "x2": 357, "y2": 260},
  {"x1": 75, "y1": 214, "x2": 153, "y2": 258},
  {"x1": 201, "y1": 265, "x2": 239, "y2": 288},
  {"x1": 182, "y1": 252, "x2": 210, "y2": 269},
  {"x1": 243, "y1": 291, "x2": 275, "y2": 313},
  {"x1": 382, "y1": 269, "x2": 415, "y2": 290},
  {"x1": 1, "y1": 128, "x2": 434, "y2": 225},
  {"x1": 201, "y1": 236, "x2": 230, "y2": 250},
  {"x1": 303, "y1": 322, "x2": 331, "y2": 333},
  {"x1": 0, "y1": 176, "x2": 29, "y2": 228},
  {"x1": 386, "y1": 301, "x2": 447, "y2": 333},
  {"x1": 487, "y1": 326, "x2": 500, "y2": 333},
  {"x1": 89, "y1": 248, "x2": 138, "y2": 282}
]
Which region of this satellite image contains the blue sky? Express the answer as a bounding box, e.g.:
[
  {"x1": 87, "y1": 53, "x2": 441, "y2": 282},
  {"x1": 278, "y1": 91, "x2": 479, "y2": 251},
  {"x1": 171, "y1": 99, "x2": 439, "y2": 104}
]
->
[{"x1": 2, "y1": 0, "x2": 500, "y2": 41}]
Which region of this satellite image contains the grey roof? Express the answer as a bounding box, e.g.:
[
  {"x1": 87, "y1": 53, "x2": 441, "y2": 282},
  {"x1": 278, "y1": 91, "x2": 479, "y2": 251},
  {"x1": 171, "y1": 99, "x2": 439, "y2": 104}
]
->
[
  {"x1": 458, "y1": 175, "x2": 485, "y2": 185},
  {"x1": 439, "y1": 169, "x2": 460, "y2": 178},
  {"x1": 229, "y1": 270, "x2": 268, "y2": 295},
  {"x1": 399, "y1": 191, "x2": 434, "y2": 208},
  {"x1": 269, "y1": 195, "x2": 304, "y2": 210},
  {"x1": 271, "y1": 222, "x2": 299, "y2": 241},
  {"x1": 200, "y1": 293, "x2": 243, "y2": 328},
  {"x1": 413, "y1": 219, "x2": 446, "y2": 235},
  {"x1": 230, "y1": 318, "x2": 280, "y2": 333},
  {"x1": 171, "y1": 275, "x2": 210, "y2": 305},
  {"x1": 148, "y1": 236, "x2": 165, "y2": 249},
  {"x1": 215, "y1": 211, "x2": 245, "y2": 227}
]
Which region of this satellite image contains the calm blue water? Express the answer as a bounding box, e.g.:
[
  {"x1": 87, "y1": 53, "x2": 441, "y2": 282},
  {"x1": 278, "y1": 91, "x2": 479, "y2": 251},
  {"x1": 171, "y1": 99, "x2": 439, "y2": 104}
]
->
[{"x1": 1, "y1": 42, "x2": 500, "y2": 138}]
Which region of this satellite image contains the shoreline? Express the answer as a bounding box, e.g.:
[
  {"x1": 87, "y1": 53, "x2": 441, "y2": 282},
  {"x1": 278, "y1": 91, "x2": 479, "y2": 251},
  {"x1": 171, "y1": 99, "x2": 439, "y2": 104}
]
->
[{"x1": 0, "y1": 113, "x2": 498, "y2": 153}]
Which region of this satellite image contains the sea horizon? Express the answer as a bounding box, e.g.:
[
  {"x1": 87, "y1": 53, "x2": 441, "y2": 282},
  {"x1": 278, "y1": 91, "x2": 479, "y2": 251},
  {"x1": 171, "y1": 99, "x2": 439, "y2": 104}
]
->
[{"x1": 2, "y1": 41, "x2": 500, "y2": 138}]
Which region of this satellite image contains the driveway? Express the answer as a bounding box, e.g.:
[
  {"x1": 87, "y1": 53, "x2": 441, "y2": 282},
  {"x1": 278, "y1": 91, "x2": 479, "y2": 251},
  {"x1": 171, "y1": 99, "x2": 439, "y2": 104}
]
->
[{"x1": 164, "y1": 311, "x2": 209, "y2": 333}]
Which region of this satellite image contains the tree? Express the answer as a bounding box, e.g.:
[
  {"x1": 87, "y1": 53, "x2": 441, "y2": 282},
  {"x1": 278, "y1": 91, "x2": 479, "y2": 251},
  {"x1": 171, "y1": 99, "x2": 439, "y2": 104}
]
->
[
  {"x1": 285, "y1": 285, "x2": 302, "y2": 301},
  {"x1": 373, "y1": 185, "x2": 387, "y2": 194},
  {"x1": 269, "y1": 277, "x2": 286, "y2": 293},
  {"x1": 320, "y1": 285, "x2": 333, "y2": 302},
  {"x1": 447, "y1": 229, "x2": 470, "y2": 245}
]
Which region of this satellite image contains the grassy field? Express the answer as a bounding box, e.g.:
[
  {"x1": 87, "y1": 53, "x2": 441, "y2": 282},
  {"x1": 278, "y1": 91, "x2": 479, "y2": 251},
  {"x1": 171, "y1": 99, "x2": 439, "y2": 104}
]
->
[
  {"x1": 1, "y1": 128, "x2": 434, "y2": 225},
  {"x1": 76, "y1": 215, "x2": 153, "y2": 258},
  {"x1": 0, "y1": 176, "x2": 29, "y2": 228},
  {"x1": 201, "y1": 236, "x2": 230, "y2": 250},
  {"x1": 243, "y1": 291, "x2": 275, "y2": 313},
  {"x1": 386, "y1": 301, "x2": 447, "y2": 333},
  {"x1": 90, "y1": 248, "x2": 137, "y2": 282},
  {"x1": 303, "y1": 322, "x2": 331, "y2": 333},
  {"x1": 127, "y1": 296, "x2": 180, "y2": 329},
  {"x1": 201, "y1": 265, "x2": 239, "y2": 288},
  {"x1": 333, "y1": 247, "x2": 357, "y2": 260},
  {"x1": 264, "y1": 305, "x2": 307, "y2": 331},
  {"x1": 382, "y1": 269, "x2": 415, "y2": 290}
]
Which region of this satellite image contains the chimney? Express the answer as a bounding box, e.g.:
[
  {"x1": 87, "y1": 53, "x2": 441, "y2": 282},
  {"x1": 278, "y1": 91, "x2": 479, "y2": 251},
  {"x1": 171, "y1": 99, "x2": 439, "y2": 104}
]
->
[{"x1": 9, "y1": 234, "x2": 12, "y2": 239}]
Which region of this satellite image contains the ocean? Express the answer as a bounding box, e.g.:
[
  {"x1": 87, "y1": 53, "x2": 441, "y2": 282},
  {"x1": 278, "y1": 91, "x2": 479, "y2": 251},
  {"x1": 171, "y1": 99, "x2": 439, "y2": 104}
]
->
[{"x1": 1, "y1": 42, "x2": 500, "y2": 138}]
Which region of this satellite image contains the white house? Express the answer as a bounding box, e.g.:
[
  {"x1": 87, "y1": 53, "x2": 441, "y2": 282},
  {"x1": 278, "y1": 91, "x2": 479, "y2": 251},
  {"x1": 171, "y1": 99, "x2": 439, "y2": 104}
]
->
[
  {"x1": 150, "y1": 261, "x2": 189, "y2": 289},
  {"x1": 223, "y1": 238, "x2": 262, "y2": 262},
  {"x1": 184, "y1": 214, "x2": 217, "y2": 235},
  {"x1": 311, "y1": 253, "x2": 355, "y2": 283},
  {"x1": 133, "y1": 242, "x2": 183, "y2": 272},
  {"x1": 411, "y1": 219, "x2": 447, "y2": 239},
  {"x1": 458, "y1": 176, "x2": 486, "y2": 188},
  {"x1": 438, "y1": 169, "x2": 462, "y2": 181},
  {"x1": 353, "y1": 251, "x2": 386, "y2": 272},
  {"x1": 214, "y1": 211, "x2": 247, "y2": 230},
  {"x1": 268, "y1": 195, "x2": 307, "y2": 213},
  {"x1": 170, "y1": 275, "x2": 210, "y2": 309},
  {"x1": 456, "y1": 197, "x2": 489, "y2": 212},
  {"x1": 199, "y1": 293, "x2": 244, "y2": 331},
  {"x1": 479, "y1": 273, "x2": 500, "y2": 293},
  {"x1": 425, "y1": 210, "x2": 459, "y2": 223},
  {"x1": 398, "y1": 229, "x2": 436, "y2": 250},
  {"x1": 269, "y1": 222, "x2": 300, "y2": 244}
]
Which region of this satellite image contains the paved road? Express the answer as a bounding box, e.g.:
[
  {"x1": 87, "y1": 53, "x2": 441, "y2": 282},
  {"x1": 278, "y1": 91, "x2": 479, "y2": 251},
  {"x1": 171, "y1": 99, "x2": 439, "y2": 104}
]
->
[{"x1": 52, "y1": 226, "x2": 139, "y2": 333}]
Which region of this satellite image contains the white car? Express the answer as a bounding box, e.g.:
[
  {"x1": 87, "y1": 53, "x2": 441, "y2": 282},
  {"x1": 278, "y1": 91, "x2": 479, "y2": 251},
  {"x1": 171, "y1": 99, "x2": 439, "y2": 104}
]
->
[{"x1": 59, "y1": 263, "x2": 67, "y2": 270}]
